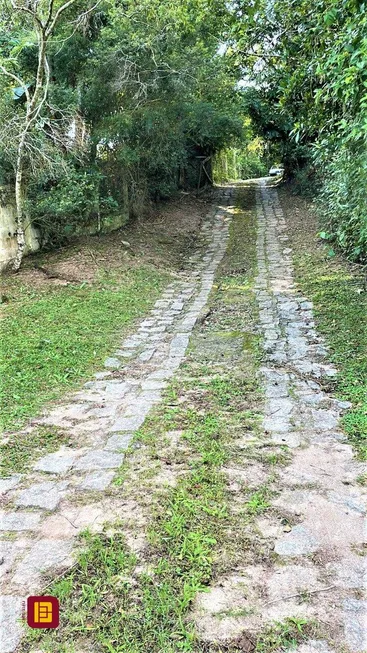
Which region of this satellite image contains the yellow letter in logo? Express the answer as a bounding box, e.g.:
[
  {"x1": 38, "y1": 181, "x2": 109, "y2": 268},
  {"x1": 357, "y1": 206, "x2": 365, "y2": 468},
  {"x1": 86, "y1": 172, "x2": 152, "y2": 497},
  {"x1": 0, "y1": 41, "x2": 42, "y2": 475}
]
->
[{"x1": 34, "y1": 601, "x2": 53, "y2": 624}]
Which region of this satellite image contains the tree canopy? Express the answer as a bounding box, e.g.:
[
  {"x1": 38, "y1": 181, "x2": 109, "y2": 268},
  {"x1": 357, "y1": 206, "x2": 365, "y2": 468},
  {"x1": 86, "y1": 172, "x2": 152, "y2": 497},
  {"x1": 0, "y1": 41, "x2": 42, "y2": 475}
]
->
[
  {"x1": 0, "y1": 0, "x2": 366, "y2": 265},
  {"x1": 233, "y1": 0, "x2": 367, "y2": 261}
]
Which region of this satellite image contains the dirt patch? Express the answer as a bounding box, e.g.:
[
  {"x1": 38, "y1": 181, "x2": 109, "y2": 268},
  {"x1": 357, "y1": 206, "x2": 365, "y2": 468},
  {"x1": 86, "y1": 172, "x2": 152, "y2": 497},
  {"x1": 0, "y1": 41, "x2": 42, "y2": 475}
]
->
[{"x1": 1, "y1": 190, "x2": 215, "y2": 293}]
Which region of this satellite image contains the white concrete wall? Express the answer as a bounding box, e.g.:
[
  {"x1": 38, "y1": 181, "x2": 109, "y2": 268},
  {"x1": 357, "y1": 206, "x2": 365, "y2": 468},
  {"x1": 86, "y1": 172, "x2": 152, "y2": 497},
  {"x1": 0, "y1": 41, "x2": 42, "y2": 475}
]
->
[{"x1": 0, "y1": 189, "x2": 40, "y2": 272}]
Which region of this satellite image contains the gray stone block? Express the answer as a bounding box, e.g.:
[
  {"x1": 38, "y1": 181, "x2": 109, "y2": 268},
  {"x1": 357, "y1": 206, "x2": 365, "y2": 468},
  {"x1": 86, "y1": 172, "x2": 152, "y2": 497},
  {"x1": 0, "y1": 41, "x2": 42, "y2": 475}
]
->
[
  {"x1": 73, "y1": 450, "x2": 124, "y2": 470},
  {"x1": 171, "y1": 301, "x2": 184, "y2": 311},
  {"x1": 335, "y1": 400, "x2": 352, "y2": 410},
  {"x1": 275, "y1": 524, "x2": 319, "y2": 556},
  {"x1": 144, "y1": 326, "x2": 166, "y2": 334},
  {"x1": 79, "y1": 471, "x2": 115, "y2": 491},
  {"x1": 266, "y1": 397, "x2": 293, "y2": 417},
  {"x1": 139, "y1": 390, "x2": 162, "y2": 403},
  {"x1": 104, "y1": 357, "x2": 121, "y2": 369},
  {"x1": 0, "y1": 542, "x2": 21, "y2": 579},
  {"x1": 170, "y1": 334, "x2": 190, "y2": 351},
  {"x1": 15, "y1": 481, "x2": 68, "y2": 511},
  {"x1": 311, "y1": 409, "x2": 339, "y2": 431},
  {"x1": 12, "y1": 539, "x2": 73, "y2": 585},
  {"x1": 117, "y1": 350, "x2": 134, "y2": 358},
  {"x1": 265, "y1": 383, "x2": 289, "y2": 398},
  {"x1": 299, "y1": 392, "x2": 326, "y2": 406},
  {"x1": 343, "y1": 599, "x2": 367, "y2": 652},
  {"x1": 104, "y1": 381, "x2": 129, "y2": 398},
  {"x1": 271, "y1": 431, "x2": 302, "y2": 448},
  {"x1": 147, "y1": 334, "x2": 164, "y2": 342},
  {"x1": 300, "y1": 301, "x2": 313, "y2": 310},
  {"x1": 327, "y1": 491, "x2": 366, "y2": 515},
  {"x1": 295, "y1": 642, "x2": 336, "y2": 653},
  {"x1": 104, "y1": 433, "x2": 132, "y2": 451},
  {"x1": 154, "y1": 300, "x2": 170, "y2": 308},
  {"x1": 0, "y1": 596, "x2": 23, "y2": 653},
  {"x1": 123, "y1": 336, "x2": 145, "y2": 347},
  {"x1": 110, "y1": 415, "x2": 146, "y2": 432},
  {"x1": 0, "y1": 511, "x2": 41, "y2": 531},
  {"x1": 139, "y1": 349, "x2": 155, "y2": 362},
  {"x1": 141, "y1": 379, "x2": 167, "y2": 391},
  {"x1": 33, "y1": 448, "x2": 81, "y2": 474},
  {"x1": 94, "y1": 371, "x2": 112, "y2": 379},
  {"x1": 180, "y1": 316, "x2": 197, "y2": 330},
  {"x1": 0, "y1": 475, "x2": 23, "y2": 495},
  {"x1": 263, "y1": 414, "x2": 290, "y2": 433}
]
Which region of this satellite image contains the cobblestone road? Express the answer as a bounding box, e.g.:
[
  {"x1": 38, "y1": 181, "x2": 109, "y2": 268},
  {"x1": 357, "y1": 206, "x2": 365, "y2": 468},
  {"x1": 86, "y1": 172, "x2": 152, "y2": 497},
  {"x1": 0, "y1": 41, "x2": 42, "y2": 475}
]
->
[
  {"x1": 253, "y1": 182, "x2": 366, "y2": 652},
  {"x1": 193, "y1": 182, "x2": 366, "y2": 653},
  {"x1": 0, "y1": 192, "x2": 233, "y2": 652},
  {"x1": 0, "y1": 182, "x2": 366, "y2": 653}
]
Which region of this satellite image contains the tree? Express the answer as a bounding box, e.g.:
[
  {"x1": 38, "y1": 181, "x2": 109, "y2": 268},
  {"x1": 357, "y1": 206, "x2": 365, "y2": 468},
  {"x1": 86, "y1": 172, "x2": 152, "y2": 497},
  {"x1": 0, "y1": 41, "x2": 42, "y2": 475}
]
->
[
  {"x1": 76, "y1": 0, "x2": 243, "y2": 201},
  {"x1": 0, "y1": 0, "x2": 250, "y2": 264},
  {"x1": 0, "y1": 0, "x2": 100, "y2": 270},
  {"x1": 232, "y1": 0, "x2": 367, "y2": 262}
]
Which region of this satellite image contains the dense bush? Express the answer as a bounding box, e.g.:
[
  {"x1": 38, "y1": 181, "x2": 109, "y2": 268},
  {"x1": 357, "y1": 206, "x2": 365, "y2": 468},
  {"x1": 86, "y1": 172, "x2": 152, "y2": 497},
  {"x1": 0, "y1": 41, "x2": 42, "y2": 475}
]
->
[
  {"x1": 316, "y1": 146, "x2": 367, "y2": 262},
  {"x1": 234, "y1": 0, "x2": 367, "y2": 262},
  {"x1": 27, "y1": 166, "x2": 119, "y2": 246}
]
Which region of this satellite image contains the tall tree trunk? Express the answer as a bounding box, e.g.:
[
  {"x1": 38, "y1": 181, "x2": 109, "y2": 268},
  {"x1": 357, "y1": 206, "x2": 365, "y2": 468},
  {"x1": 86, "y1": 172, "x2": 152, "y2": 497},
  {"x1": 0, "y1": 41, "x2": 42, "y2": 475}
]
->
[
  {"x1": 1, "y1": 0, "x2": 97, "y2": 271},
  {"x1": 11, "y1": 31, "x2": 47, "y2": 272},
  {"x1": 12, "y1": 140, "x2": 26, "y2": 272}
]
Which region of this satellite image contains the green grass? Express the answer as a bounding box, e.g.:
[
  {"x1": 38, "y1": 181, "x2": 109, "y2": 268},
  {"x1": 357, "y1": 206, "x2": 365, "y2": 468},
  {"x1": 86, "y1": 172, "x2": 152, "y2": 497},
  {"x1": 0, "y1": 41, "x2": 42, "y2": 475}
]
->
[
  {"x1": 25, "y1": 188, "x2": 268, "y2": 652},
  {"x1": 0, "y1": 266, "x2": 167, "y2": 433},
  {"x1": 24, "y1": 388, "x2": 248, "y2": 652},
  {"x1": 0, "y1": 426, "x2": 69, "y2": 477},
  {"x1": 292, "y1": 251, "x2": 367, "y2": 458},
  {"x1": 255, "y1": 617, "x2": 311, "y2": 652},
  {"x1": 246, "y1": 486, "x2": 272, "y2": 515}
]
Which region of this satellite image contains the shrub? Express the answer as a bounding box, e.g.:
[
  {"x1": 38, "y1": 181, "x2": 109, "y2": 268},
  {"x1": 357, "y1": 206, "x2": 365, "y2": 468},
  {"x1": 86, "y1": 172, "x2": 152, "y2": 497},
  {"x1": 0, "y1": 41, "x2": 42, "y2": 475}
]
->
[
  {"x1": 316, "y1": 144, "x2": 367, "y2": 263},
  {"x1": 28, "y1": 165, "x2": 118, "y2": 246}
]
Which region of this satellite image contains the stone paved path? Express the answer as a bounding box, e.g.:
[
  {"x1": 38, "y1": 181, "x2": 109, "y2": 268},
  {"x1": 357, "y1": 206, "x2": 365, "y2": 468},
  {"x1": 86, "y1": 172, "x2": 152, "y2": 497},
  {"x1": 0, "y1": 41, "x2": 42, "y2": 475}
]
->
[
  {"x1": 249, "y1": 182, "x2": 366, "y2": 651},
  {"x1": 1, "y1": 181, "x2": 366, "y2": 653},
  {"x1": 0, "y1": 192, "x2": 233, "y2": 652},
  {"x1": 192, "y1": 182, "x2": 366, "y2": 652}
]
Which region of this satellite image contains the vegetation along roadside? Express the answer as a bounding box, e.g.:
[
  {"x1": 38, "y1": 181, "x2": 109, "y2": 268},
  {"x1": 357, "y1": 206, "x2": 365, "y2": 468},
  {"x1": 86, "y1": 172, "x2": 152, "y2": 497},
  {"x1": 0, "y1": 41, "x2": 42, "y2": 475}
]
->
[{"x1": 280, "y1": 189, "x2": 367, "y2": 460}]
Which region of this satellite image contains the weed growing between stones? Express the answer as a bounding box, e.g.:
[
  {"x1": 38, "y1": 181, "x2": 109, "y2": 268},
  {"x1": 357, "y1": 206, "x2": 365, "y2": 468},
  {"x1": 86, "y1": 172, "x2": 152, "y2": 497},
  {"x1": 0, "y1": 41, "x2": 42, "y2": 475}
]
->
[
  {"x1": 209, "y1": 617, "x2": 315, "y2": 652},
  {"x1": 0, "y1": 426, "x2": 69, "y2": 477},
  {"x1": 254, "y1": 617, "x2": 313, "y2": 652}
]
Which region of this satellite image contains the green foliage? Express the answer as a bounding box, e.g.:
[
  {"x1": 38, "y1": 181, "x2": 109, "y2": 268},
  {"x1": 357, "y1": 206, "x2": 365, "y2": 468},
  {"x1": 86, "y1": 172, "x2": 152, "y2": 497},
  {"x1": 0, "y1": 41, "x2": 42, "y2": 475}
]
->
[
  {"x1": 213, "y1": 139, "x2": 267, "y2": 183},
  {"x1": 316, "y1": 145, "x2": 367, "y2": 261},
  {"x1": 1, "y1": 0, "x2": 366, "y2": 261},
  {"x1": 184, "y1": 101, "x2": 243, "y2": 155},
  {"x1": 234, "y1": 0, "x2": 367, "y2": 261},
  {"x1": 213, "y1": 114, "x2": 267, "y2": 182},
  {"x1": 0, "y1": 0, "x2": 248, "y2": 248},
  {"x1": 255, "y1": 617, "x2": 310, "y2": 652},
  {"x1": 28, "y1": 165, "x2": 118, "y2": 246},
  {"x1": 243, "y1": 88, "x2": 297, "y2": 173},
  {"x1": 75, "y1": 0, "x2": 244, "y2": 201}
]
